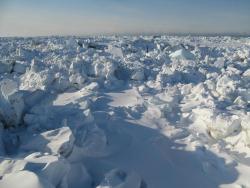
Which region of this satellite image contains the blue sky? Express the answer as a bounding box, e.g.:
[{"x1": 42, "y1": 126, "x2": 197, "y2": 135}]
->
[{"x1": 0, "y1": 0, "x2": 249, "y2": 36}]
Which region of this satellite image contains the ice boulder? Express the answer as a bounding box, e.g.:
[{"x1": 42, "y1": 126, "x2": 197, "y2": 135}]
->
[
  {"x1": 213, "y1": 58, "x2": 225, "y2": 69},
  {"x1": 169, "y1": 49, "x2": 195, "y2": 60},
  {"x1": 52, "y1": 72, "x2": 71, "y2": 92},
  {"x1": 233, "y1": 96, "x2": 247, "y2": 107},
  {"x1": 241, "y1": 114, "x2": 250, "y2": 146},
  {"x1": 216, "y1": 75, "x2": 238, "y2": 100},
  {"x1": 131, "y1": 38, "x2": 156, "y2": 52},
  {"x1": 138, "y1": 85, "x2": 149, "y2": 93},
  {"x1": 69, "y1": 59, "x2": 87, "y2": 76},
  {"x1": 21, "y1": 127, "x2": 75, "y2": 157},
  {"x1": 0, "y1": 60, "x2": 14, "y2": 73},
  {"x1": 107, "y1": 44, "x2": 123, "y2": 58},
  {"x1": 66, "y1": 38, "x2": 79, "y2": 49},
  {"x1": 131, "y1": 69, "x2": 145, "y2": 81},
  {"x1": 69, "y1": 73, "x2": 86, "y2": 89},
  {"x1": 97, "y1": 169, "x2": 144, "y2": 188},
  {"x1": 208, "y1": 114, "x2": 241, "y2": 139},
  {"x1": 238, "y1": 88, "x2": 250, "y2": 103},
  {"x1": 92, "y1": 60, "x2": 117, "y2": 80},
  {"x1": 17, "y1": 48, "x2": 36, "y2": 61},
  {"x1": 20, "y1": 69, "x2": 55, "y2": 91},
  {"x1": 0, "y1": 79, "x2": 18, "y2": 99},
  {"x1": 0, "y1": 79, "x2": 24, "y2": 127},
  {"x1": 19, "y1": 59, "x2": 55, "y2": 91},
  {"x1": 0, "y1": 159, "x2": 27, "y2": 177},
  {"x1": 243, "y1": 69, "x2": 250, "y2": 82},
  {"x1": 13, "y1": 61, "x2": 28, "y2": 74},
  {"x1": 30, "y1": 59, "x2": 45, "y2": 72},
  {"x1": 241, "y1": 113, "x2": 250, "y2": 130},
  {"x1": 191, "y1": 107, "x2": 217, "y2": 130},
  {"x1": 85, "y1": 82, "x2": 99, "y2": 91}
]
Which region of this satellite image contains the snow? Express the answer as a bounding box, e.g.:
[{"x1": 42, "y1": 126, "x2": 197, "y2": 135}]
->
[
  {"x1": 0, "y1": 170, "x2": 54, "y2": 188},
  {"x1": 0, "y1": 35, "x2": 250, "y2": 188}
]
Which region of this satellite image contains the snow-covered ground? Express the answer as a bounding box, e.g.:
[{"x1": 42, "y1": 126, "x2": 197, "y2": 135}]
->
[{"x1": 0, "y1": 35, "x2": 250, "y2": 188}]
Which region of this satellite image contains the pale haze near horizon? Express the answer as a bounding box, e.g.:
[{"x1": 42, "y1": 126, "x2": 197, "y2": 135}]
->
[{"x1": 0, "y1": 0, "x2": 250, "y2": 37}]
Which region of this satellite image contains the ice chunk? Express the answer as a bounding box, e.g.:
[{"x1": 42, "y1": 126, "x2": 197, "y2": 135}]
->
[
  {"x1": 243, "y1": 69, "x2": 250, "y2": 82},
  {"x1": 169, "y1": 49, "x2": 195, "y2": 60},
  {"x1": 52, "y1": 72, "x2": 71, "y2": 92},
  {"x1": 92, "y1": 60, "x2": 117, "y2": 80},
  {"x1": 238, "y1": 88, "x2": 250, "y2": 102},
  {"x1": 0, "y1": 159, "x2": 27, "y2": 177},
  {"x1": 213, "y1": 58, "x2": 225, "y2": 69},
  {"x1": 66, "y1": 38, "x2": 79, "y2": 49},
  {"x1": 13, "y1": 61, "x2": 27, "y2": 74},
  {"x1": 69, "y1": 73, "x2": 86, "y2": 89},
  {"x1": 138, "y1": 85, "x2": 149, "y2": 93},
  {"x1": 241, "y1": 114, "x2": 250, "y2": 130},
  {"x1": 233, "y1": 96, "x2": 247, "y2": 107},
  {"x1": 131, "y1": 69, "x2": 145, "y2": 81},
  {"x1": 216, "y1": 75, "x2": 237, "y2": 100},
  {"x1": 20, "y1": 69, "x2": 55, "y2": 91},
  {"x1": 0, "y1": 60, "x2": 14, "y2": 73},
  {"x1": 107, "y1": 45, "x2": 123, "y2": 58},
  {"x1": 85, "y1": 82, "x2": 99, "y2": 91},
  {"x1": 131, "y1": 38, "x2": 156, "y2": 52},
  {"x1": 0, "y1": 79, "x2": 18, "y2": 100},
  {"x1": 21, "y1": 127, "x2": 75, "y2": 157},
  {"x1": 30, "y1": 59, "x2": 45, "y2": 72},
  {"x1": 83, "y1": 109, "x2": 94, "y2": 123},
  {"x1": 0, "y1": 79, "x2": 24, "y2": 127},
  {"x1": 208, "y1": 114, "x2": 241, "y2": 139}
]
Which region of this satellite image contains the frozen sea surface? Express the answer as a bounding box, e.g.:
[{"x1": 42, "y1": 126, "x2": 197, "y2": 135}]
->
[{"x1": 0, "y1": 35, "x2": 250, "y2": 188}]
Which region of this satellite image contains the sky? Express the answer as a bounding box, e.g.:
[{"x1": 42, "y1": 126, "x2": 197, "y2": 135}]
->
[{"x1": 0, "y1": 0, "x2": 250, "y2": 36}]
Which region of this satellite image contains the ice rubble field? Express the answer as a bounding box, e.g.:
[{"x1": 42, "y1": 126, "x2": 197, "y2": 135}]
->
[{"x1": 0, "y1": 35, "x2": 250, "y2": 188}]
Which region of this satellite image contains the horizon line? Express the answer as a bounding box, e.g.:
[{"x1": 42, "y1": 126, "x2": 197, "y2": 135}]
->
[{"x1": 1, "y1": 32, "x2": 250, "y2": 38}]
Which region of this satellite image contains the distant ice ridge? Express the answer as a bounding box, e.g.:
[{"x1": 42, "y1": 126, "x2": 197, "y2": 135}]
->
[{"x1": 0, "y1": 35, "x2": 250, "y2": 188}]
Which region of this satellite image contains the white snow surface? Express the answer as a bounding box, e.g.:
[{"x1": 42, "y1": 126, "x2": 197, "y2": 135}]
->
[{"x1": 0, "y1": 35, "x2": 250, "y2": 188}]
